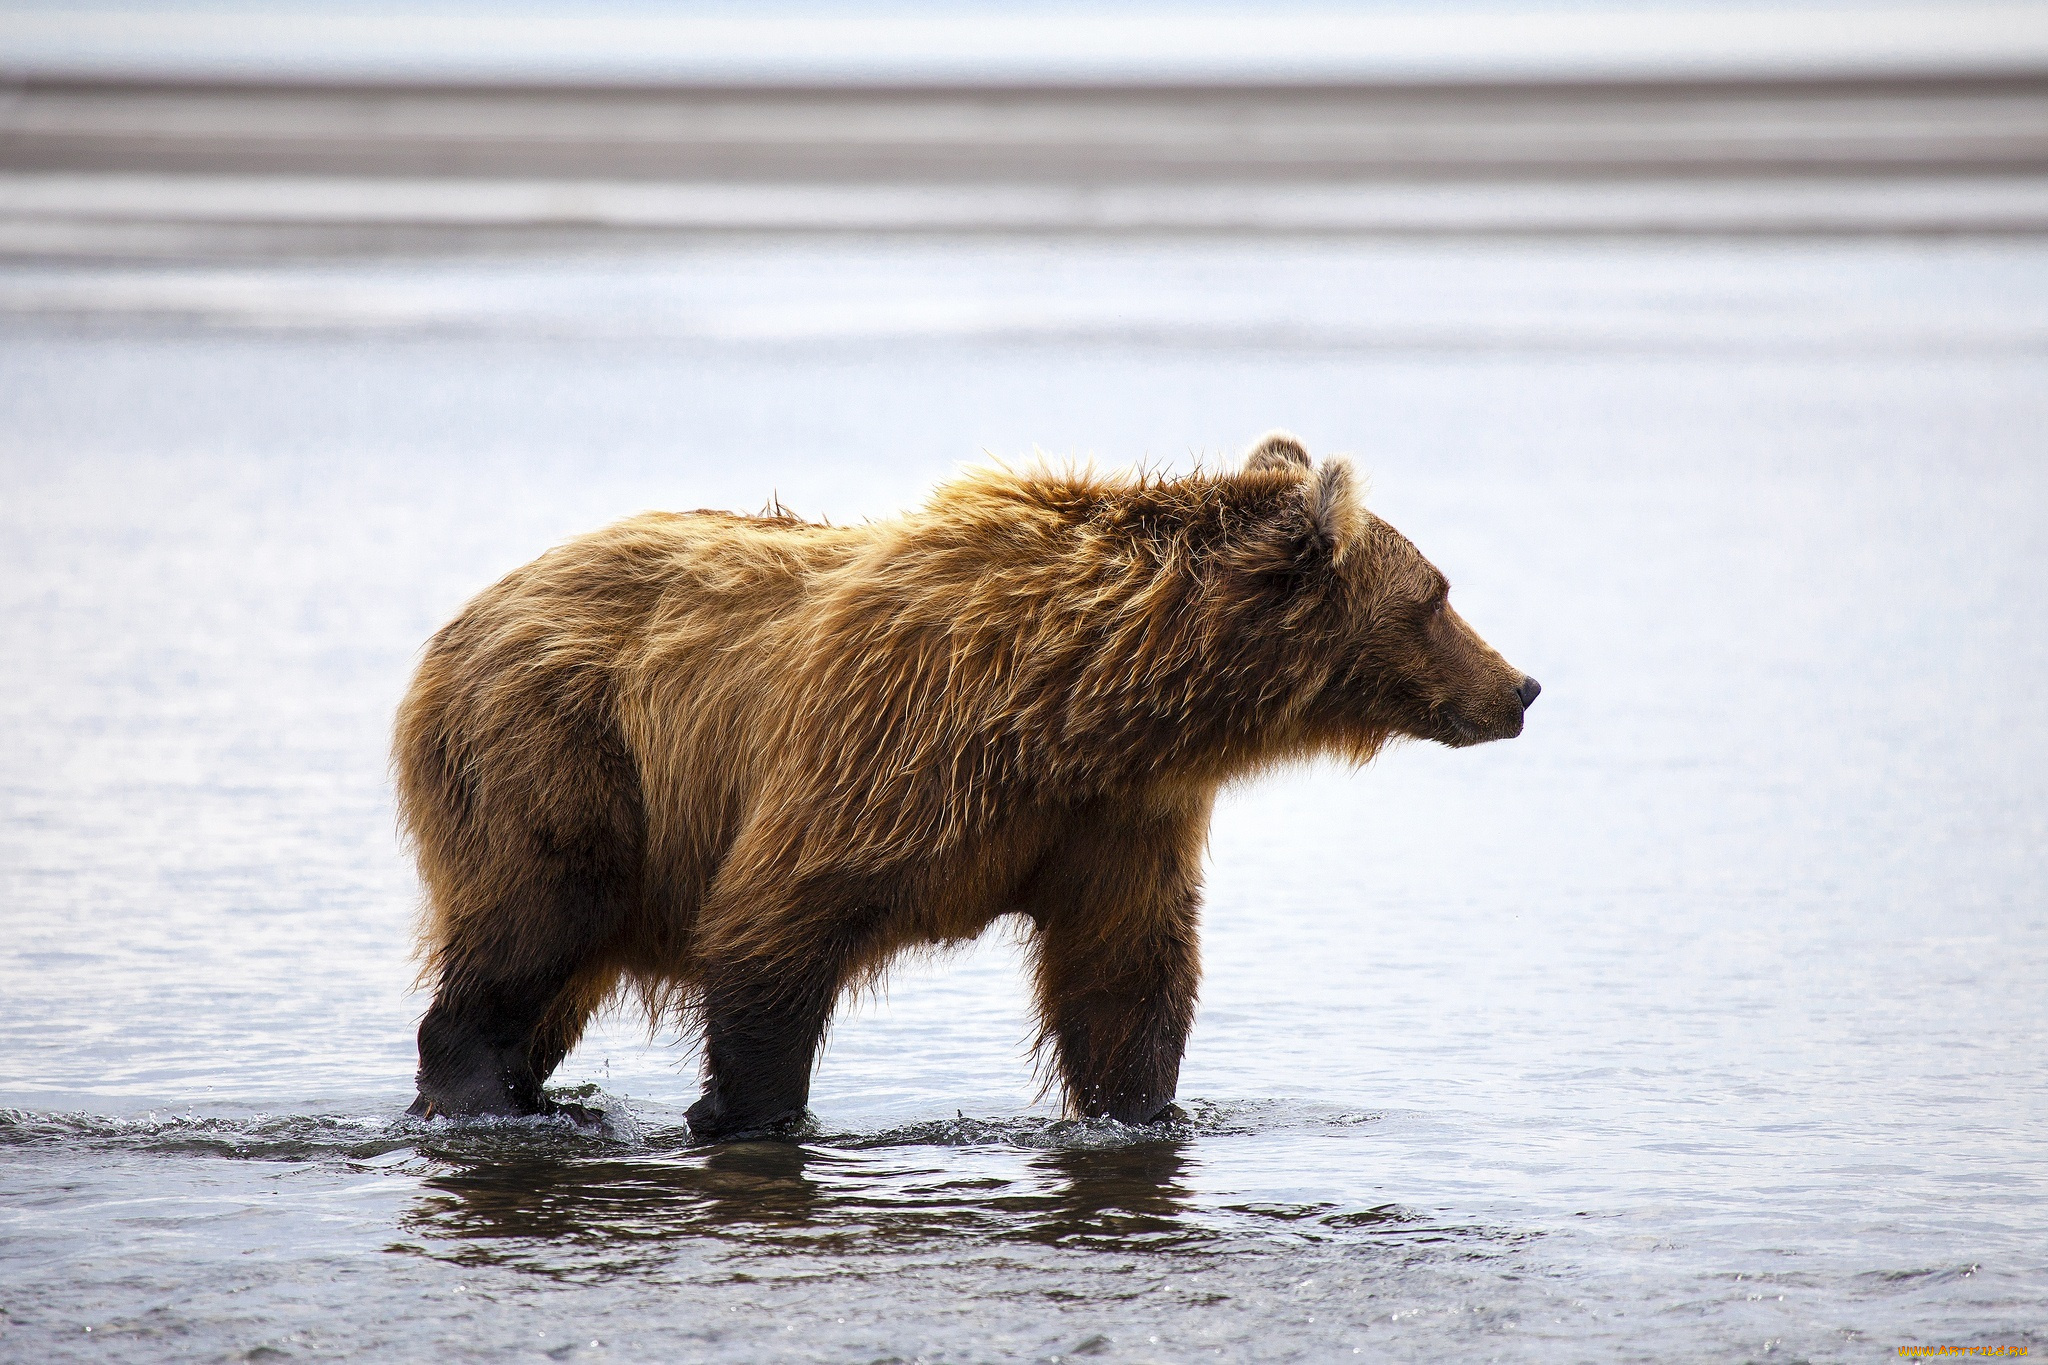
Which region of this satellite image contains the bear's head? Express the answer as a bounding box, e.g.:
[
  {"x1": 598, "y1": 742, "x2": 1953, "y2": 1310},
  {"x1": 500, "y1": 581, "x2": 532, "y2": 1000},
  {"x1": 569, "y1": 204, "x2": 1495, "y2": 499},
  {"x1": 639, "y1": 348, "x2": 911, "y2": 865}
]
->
[{"x1": 1243, "y1": 431, "x2": 1539, "y2": 753}]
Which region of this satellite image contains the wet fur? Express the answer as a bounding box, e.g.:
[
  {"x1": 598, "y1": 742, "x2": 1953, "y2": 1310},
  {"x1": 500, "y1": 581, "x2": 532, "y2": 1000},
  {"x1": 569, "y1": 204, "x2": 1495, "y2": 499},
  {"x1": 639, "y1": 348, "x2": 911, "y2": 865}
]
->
[{"x1": 395, "y1": 434, "x2": 1532, "y2": 1136}]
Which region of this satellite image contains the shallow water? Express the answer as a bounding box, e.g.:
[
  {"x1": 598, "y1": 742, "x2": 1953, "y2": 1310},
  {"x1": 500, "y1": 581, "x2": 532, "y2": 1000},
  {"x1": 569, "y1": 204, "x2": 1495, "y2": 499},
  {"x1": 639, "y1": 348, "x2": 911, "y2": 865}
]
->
[{"x1": 2, "y1": 239, "x2": 2045, "y2": 1362}]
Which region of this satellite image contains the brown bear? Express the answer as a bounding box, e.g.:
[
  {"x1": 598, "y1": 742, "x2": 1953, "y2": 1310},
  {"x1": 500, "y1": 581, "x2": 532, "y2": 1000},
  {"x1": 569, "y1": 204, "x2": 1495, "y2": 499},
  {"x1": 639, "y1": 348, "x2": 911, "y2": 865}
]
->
[{"x1": 395, "y1": 433, "x2": 1538, "y2": 1140}]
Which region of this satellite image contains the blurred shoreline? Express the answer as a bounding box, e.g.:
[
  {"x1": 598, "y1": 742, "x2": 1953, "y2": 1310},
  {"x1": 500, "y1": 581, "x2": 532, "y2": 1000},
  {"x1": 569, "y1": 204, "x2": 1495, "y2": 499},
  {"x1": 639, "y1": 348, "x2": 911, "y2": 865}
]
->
[{"x1": 5, "y1": 6, "x2": 2048, "y2": 253}]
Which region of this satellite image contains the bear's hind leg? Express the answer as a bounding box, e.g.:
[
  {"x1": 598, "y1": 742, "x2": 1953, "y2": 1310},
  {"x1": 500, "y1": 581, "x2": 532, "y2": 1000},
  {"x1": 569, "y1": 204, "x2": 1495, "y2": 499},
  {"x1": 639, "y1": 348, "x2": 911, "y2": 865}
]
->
[
  {"x1": 683, "y1": 955, "x2": 843, "y2": 1144},
  {"x1": 410, "y1": 964, "x2": 590, "y2": 1120},
  {"x1": 411, "y1": 873, "x2": 623, "y2": 1123},
  {"x1": 684, "y1": 892, "x2": 885, "y2": 1144}
]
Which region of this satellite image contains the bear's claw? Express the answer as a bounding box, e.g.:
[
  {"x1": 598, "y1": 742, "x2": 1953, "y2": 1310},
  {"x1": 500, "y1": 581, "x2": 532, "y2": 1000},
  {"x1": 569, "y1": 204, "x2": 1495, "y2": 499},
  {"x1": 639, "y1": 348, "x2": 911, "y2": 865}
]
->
[
  {"x1": 544, "y1": 1100, "x2": 605, "y2": 1128},
  {"x1": 405, "y1": 1091, "x2": 603, "y2": 1129}
]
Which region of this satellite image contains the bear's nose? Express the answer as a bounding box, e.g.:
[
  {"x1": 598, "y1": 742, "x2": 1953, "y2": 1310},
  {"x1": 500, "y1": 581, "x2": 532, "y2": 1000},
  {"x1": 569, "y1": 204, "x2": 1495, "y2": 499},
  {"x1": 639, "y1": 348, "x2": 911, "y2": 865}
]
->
[{"x1": 1515, "y1": 675, "x2": 1542, "y2": 709}]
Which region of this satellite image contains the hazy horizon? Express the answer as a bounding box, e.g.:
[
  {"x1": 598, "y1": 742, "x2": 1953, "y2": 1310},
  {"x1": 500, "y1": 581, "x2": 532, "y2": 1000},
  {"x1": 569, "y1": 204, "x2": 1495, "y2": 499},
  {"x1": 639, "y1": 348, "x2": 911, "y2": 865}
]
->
[{"x1": 7, "y1": 0, "x2": 2046, "y2": 84}]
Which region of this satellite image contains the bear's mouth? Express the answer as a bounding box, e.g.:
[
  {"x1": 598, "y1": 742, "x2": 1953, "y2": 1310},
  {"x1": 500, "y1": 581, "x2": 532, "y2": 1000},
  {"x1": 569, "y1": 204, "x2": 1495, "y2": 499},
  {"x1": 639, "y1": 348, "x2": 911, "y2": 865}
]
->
[
  {"x1": 1440, "y1": 706, "x2": 1522, "y2": 748},
  {"x1": 1442, "y1": 715, "x2": 1487, "y2": 747}
]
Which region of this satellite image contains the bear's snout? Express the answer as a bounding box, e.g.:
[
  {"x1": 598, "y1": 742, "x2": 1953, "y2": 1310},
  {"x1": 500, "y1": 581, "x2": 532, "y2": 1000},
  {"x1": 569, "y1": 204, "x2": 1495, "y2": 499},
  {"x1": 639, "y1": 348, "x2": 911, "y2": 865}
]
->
[{"x1": 1516, "y1": 676, "x2": 1542, "y2": 710}]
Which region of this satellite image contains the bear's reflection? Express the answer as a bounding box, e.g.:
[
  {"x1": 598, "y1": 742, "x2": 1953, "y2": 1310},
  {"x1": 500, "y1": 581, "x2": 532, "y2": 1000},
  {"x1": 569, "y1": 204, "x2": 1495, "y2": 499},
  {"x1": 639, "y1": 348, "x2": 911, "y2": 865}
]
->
[
  {"x1": 400, "y1": 1133, "x2": 1199, "y2": 1267},
  {"x1": 1016, "y1": 1140, "x2": 1198, "y2": 1249},
  {"x1": 402, "y1": 1138, "x2": 821, "y2": 1247}
]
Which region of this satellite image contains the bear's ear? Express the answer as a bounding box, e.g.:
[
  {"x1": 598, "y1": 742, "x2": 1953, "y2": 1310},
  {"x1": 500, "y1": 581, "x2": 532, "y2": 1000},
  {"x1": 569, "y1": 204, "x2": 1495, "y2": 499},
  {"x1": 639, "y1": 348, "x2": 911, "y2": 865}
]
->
[
  {"x1": 1301, "y1": 457, "x2": 1361, "y2": 564},
  {"x1": 1245, "y1": 431, "x2": 1312, "y2": 474}
]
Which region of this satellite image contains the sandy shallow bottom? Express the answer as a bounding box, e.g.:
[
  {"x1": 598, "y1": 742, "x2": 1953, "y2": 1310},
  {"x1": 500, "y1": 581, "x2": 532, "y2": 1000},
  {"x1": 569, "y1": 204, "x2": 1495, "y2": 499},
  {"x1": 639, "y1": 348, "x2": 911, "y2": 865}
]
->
[{"x1": 1, "y1": 238, "x2": 2044, "y2": 1362}]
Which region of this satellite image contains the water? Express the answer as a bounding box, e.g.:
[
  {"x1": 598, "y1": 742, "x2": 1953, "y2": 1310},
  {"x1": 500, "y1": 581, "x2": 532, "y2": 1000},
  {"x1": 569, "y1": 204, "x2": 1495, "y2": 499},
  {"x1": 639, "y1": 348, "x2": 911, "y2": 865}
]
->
[{"x1": 2, "y1": 238, "x2": 2045, "y2": 1361}]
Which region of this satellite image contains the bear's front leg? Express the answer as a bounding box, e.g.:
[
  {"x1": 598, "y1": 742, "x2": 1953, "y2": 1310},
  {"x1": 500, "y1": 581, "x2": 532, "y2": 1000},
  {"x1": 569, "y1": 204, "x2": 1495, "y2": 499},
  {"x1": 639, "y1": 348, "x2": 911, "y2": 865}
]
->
[
  {"x1": 1026, "y1": 806, "x2": 1206, "y2": 1126},
  {"x1": 1035, "y1": 911, "x2": 1201, "y2": 1126}
]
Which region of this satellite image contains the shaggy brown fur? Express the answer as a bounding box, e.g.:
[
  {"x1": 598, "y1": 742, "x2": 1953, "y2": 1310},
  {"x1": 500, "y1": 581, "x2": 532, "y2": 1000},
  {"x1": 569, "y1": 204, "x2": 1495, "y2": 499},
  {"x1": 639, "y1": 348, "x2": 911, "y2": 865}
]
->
[{"x1": 395, "y1": 434, "x2": 1538, "y2": 1138}]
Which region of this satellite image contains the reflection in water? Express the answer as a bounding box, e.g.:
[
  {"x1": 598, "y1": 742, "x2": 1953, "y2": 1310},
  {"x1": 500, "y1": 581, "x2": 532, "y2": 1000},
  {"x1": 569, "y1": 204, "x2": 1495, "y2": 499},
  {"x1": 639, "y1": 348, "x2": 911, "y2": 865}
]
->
[
  {"x1": 403, "y1": 1139, "x2": 821, "y2": 1273},
  {"x1": 1019, "y1": 1141, "x2": 1195, "y2": 1250},
  {"x1": 401, "y1": 1133, "x2": 1202, "y2": 1272}
]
